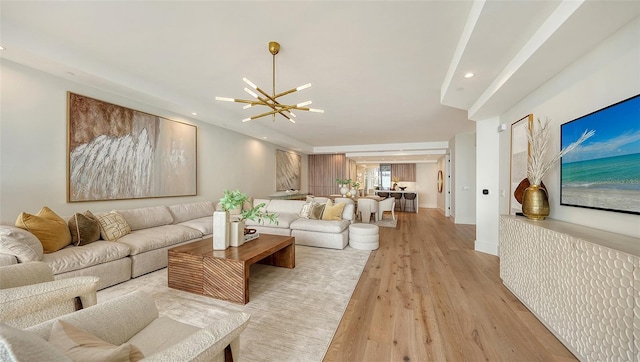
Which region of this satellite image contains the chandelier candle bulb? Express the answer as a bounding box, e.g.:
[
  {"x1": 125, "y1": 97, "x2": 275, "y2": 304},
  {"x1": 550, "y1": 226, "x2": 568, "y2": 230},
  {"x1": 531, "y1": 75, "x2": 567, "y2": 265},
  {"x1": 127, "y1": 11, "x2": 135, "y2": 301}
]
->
[
  {"x1": 215, "y1": 97, "x2": 234, "y2": 102},
  {"x1": 243, "y1": 77, "x2": 257, "y2": 89},
  {"x1": 296, "y1": 83, "x2": 312, "y2": 91},
  {"x1": 244, "y1": 88, "x2": 258, "y2": 98}
]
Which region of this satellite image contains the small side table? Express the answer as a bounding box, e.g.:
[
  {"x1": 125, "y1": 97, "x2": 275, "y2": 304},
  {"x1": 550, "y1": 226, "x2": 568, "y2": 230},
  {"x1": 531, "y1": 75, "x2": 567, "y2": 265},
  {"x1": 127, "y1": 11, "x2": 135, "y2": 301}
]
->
[{"x1": 348, "y1": 224, "x2": 379, "y2": 250}]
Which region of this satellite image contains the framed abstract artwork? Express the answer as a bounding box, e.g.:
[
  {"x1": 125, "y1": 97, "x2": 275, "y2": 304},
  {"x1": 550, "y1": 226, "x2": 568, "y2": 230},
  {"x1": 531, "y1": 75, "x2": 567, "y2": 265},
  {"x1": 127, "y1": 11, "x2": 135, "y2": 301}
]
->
[
  {"x1": 275, "y1": 149, "x2": 301, "y2": 191},
  {"x1": 67, "y1": 92, "x2": 197, "y2": 202},
  {"x1": 510, "y1": 114, "x2": 533, "y2": 215}
]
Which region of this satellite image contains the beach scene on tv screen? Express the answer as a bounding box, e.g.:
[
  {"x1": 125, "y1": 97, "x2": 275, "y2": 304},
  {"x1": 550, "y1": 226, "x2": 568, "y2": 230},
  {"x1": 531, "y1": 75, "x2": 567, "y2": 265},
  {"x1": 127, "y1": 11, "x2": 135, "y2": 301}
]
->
[{"x1": 561, "y1": 95, "x2": 640, "y2": 214}]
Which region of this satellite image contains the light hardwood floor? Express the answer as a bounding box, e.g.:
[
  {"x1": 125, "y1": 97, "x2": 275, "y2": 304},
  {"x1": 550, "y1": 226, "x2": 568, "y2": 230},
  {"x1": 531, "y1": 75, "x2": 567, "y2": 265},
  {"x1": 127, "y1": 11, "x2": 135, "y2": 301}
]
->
[{"x1": 324, "y1": 208, "x2": 577, "y2": 361}]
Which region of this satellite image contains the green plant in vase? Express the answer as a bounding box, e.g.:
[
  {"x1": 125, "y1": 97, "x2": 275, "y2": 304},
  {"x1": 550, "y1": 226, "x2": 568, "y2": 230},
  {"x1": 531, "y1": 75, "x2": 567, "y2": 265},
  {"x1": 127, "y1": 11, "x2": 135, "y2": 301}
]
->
[
  {"x1": 219, "y1": 190, "x2": 278, "y2": 246},
  {"x1": 335, "y1": 178, "x2": 352, "y2": 196}
]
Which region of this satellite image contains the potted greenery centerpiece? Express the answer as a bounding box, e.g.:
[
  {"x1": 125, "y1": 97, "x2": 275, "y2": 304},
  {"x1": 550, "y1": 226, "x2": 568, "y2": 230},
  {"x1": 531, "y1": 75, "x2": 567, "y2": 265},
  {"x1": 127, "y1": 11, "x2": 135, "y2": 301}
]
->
[
  {"x1": 219, "y1": 190, "x2": 278, "y2": 247},
  {"x1": 336, "y1": 178, "x2": 352, "y2": 196},
  {"x1": 351, "y1": 181, "x2": 361, "y2": 197}
]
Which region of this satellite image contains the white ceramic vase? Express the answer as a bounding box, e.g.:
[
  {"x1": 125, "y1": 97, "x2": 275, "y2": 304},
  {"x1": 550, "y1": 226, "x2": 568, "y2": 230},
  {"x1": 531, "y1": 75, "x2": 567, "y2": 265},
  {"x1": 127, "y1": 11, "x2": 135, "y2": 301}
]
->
[
  {"x1": 340, "y1": 185, "x2": 349, "y2": 196},
  {"x1": 213, "y1": 211, "x2": 230, "y2": 250},
  {"x1": 229, "y1": 220, "x2": 245, "y2": 247}
]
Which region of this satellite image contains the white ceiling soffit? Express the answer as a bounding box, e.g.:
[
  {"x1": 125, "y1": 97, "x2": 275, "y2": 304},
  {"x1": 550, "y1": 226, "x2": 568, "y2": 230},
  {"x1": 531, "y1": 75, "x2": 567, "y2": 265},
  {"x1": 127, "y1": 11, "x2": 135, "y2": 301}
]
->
[{"x1": 442, "y1": 0, "x2": 640, "y2": 121}]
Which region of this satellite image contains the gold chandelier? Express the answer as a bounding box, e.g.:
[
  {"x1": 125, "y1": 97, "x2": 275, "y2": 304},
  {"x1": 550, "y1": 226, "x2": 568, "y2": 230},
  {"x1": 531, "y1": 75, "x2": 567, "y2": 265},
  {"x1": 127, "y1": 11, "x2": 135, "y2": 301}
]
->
[{"x1": 215, "y1": 41, "x2": 323, "y2": 123}]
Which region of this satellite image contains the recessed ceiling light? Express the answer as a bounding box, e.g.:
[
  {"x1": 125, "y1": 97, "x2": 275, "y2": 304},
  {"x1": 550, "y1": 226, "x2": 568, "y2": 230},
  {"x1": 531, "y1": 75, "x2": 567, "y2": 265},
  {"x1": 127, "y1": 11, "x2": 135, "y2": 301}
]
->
[
  {"x1": 0, "y1": 46, "x2": 5, "y2": 50},
  {"x1": 191, "y1": 112, "x2": 198, "y2": 116},
  {"x1": 464, "y1": 72, "x2": 475, "y2": 78}
]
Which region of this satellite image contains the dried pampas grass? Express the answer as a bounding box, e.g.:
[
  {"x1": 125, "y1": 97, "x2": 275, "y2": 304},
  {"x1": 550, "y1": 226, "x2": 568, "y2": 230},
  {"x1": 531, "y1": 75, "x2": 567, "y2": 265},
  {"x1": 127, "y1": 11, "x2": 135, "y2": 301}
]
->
[{"x1": 527, "y1": 118, "x2": 595, "y2": 186}]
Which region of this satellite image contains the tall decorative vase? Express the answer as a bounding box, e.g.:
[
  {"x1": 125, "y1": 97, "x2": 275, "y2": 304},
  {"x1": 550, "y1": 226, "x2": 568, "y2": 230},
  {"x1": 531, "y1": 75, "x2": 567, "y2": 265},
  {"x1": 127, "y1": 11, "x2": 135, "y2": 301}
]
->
[
  {"x1": 522, "y1": 184, "x2": 549, "y2": 220},
  {"x1": 229, "y1": 220, "x2": 245, "y2": 247},
  {"x1": 213, "y1": 211, "x2": 230, "y2": 250}
]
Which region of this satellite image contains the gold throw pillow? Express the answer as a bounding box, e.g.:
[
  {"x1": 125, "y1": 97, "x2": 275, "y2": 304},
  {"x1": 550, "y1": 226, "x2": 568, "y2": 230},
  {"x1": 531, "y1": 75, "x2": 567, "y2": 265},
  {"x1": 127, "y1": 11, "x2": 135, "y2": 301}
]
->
[
  {"x1": 321, "y1": 200, "x2": 345, "y2": 221},
  {"x1": 15, "y1": 206, "x2": 71, "y2": 253}
]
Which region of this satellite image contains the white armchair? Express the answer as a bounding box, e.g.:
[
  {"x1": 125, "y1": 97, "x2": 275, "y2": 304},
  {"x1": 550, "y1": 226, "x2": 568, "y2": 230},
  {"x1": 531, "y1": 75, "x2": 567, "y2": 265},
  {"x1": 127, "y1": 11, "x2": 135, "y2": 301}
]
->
[
  {"x1": 0, "y1": 290, "x2": 250, "y2": 362},
  {"x1": 357, "y1": 198, "x2": 379, "y2": 223},
  {"x1": 377, "y1": 197, "x2": 396, "y2": 221},
  {"x1": 0, "y1": 262, "x2": 99, "y2": 329}
]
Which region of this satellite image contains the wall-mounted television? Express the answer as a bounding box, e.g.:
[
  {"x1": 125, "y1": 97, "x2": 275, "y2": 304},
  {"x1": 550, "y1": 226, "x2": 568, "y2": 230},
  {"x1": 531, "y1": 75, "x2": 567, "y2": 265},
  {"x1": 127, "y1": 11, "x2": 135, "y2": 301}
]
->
[{"x1": 560, "y1": 94, "x2": 640, "y2": 215}]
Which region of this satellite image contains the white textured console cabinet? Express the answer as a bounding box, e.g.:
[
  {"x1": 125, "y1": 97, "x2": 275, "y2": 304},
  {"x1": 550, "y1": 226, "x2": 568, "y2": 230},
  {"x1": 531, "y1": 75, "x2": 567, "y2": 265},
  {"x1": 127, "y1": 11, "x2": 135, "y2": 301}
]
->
[{"x1": 499, "y1": 215, "x2": 639, "y2": 361}]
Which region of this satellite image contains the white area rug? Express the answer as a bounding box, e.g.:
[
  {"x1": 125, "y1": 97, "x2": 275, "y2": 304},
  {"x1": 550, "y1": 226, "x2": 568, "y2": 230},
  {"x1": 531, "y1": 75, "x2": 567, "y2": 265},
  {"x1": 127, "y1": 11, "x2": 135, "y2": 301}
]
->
[
  {"x1": 97, "y1": 245, "x2": 370, "y2": 362},
  {"x1": 373, "y1": 218, "x2": 397, "y2": 228}
]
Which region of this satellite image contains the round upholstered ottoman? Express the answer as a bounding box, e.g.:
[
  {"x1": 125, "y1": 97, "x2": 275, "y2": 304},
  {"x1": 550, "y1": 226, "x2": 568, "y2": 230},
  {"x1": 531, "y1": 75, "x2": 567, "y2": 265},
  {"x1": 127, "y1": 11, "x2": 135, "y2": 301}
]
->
[{"x1": 349, "y1": 223, "x2": 379, "y2": 250}]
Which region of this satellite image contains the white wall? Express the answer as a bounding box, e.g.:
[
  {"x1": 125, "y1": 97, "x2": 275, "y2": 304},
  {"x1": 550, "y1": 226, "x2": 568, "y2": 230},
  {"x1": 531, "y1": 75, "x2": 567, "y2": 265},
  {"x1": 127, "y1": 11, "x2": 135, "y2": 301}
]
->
[
  {"x1": 450, "y1": 132, "x2": 476, "y2": 224},
  {"x1": 498, "y1": 17, "x2": 640, "y2": 239},
  {"x1": 416, "y1": 163, "x2": 437, "y2": 208},
  {"x1": 0, "y1": 60, "x2": 308, "y2": 223},
  {"x1": 475, "y1": 117, "x2": 500, "y2": 255}
]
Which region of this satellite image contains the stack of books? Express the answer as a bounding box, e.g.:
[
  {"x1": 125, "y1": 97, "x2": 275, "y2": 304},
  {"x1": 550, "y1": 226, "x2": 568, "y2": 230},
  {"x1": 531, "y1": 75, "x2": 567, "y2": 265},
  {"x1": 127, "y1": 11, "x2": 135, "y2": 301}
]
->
[{"x1": 243, "y1": 232, "x2": 260, "y2": 243}]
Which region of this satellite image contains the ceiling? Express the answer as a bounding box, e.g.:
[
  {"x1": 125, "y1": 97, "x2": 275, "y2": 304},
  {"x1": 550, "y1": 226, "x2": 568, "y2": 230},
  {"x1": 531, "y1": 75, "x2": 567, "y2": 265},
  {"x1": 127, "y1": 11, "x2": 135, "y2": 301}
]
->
[{"x1": 2, "y1": 1, "x2": 639, "y2": 163}]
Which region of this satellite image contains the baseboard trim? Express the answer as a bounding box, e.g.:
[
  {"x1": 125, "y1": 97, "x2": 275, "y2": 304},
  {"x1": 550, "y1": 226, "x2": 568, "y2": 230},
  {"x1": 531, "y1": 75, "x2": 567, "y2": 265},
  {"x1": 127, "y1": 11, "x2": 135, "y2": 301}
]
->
[{"x1": 474, "y1": 239, "x2": 499, "y2": 256}]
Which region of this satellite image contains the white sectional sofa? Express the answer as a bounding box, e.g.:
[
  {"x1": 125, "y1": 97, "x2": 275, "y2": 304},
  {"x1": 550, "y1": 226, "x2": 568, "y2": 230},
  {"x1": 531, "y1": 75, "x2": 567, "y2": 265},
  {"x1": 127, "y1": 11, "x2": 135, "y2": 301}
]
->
[
  {"x1": 0, "y1": 201, "x2": 215, "y2": 290},
  {"x1": 0, "y1": 198, "x2": 355, "y2": 292},
  {"x1": 245, "y1": 199, "x2": 355, "y2": 249}
]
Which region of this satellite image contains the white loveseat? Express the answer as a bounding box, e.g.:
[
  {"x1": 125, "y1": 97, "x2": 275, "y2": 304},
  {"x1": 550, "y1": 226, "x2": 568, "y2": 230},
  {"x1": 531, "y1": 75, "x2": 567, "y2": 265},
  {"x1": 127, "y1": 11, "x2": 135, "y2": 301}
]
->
[
  {"x1": 0, "y1": 201, "x2": 216, "y2": 290},
  {"x1": 245, "y1": 199, "x2": 355, "y2": 249}
]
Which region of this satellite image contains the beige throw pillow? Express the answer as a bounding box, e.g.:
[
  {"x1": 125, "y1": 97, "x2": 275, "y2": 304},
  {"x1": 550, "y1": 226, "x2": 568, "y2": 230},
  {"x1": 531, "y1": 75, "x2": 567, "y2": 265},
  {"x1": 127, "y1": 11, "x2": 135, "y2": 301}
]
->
[
  {"x1": 299, "y1": 202, "x2": 315, "y2": 219},
  {"x1": 95, "y1": 211, "x2": 131, "y2": 241},
  {"x1": 0, "y1": 226, "x2": 44, "y2": 262},
  {"x1": 321, "y1": 200, "x2": 345, "y2": 221},
  {"x1": 0, "y1": 322, "x2": 69, "y2": 361},
  {"x1": 48, "y1": 320, "x2": 144, "y2": 362},
  {"x1": 68, "y1": 211, "x2": 101, "y2": 246},
  {"x1": 15, "y1": 207, "x2": 71, "y2": 253}
]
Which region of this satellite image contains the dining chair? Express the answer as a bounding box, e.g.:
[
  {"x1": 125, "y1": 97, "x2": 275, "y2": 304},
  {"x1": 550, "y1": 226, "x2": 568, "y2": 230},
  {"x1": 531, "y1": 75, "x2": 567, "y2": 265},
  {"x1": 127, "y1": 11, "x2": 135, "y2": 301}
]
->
[
  {"x1": 403, "y1": 192, "x2": 417, "y2": 212},
  {"x1": 390, "y1": 192, "x2": 403, "y2": 210},
  {"x1": 377, "y1": 197, "x2": 396, "y2": 221},
  {"x1": 377, "y1": 192, "x2": 389, "y2": 198},
  {"x1": 357, "y1": 198, "x2": 378, "y2": 223}
]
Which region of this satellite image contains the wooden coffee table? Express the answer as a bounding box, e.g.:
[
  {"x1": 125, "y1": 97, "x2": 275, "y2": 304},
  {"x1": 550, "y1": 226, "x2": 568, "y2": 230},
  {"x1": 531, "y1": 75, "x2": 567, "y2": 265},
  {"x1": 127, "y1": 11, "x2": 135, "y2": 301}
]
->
[{"x1": 167, "y1": 234, "x2": 295, "y2": 304}]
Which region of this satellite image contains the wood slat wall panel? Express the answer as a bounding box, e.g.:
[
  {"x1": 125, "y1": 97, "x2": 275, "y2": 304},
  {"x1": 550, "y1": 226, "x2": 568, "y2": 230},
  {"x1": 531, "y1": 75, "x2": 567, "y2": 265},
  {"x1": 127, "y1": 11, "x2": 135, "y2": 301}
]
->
[
  {"x1": 391, "y1": 163, "x2": 416, "y2": 182},
  {"x1": 308, "y1": 154, "x2": 348, "y2": 196}
]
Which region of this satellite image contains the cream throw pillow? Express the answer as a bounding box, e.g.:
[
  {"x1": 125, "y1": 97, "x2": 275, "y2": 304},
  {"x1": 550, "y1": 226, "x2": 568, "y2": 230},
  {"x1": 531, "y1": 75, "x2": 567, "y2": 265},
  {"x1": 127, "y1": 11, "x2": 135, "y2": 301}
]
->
[
  {"x1": 321, "y1": 200, "x2": 345, "y2": 221},
  {"x1": 299, "y1": 202, "x2": 315, "y2": 219},
  {"x1": 15, "y1": 206, "x2": 71, "y2": 254},
  {"x1": 0, "y1": 226, "x2": 44, "y2": 261},
  {"x1": 48, "y1": 320, "x2": 144, "y2": 362},
  {"x1": 0, "y1": 322, "x2": 70, "y2": 362},
  {"x1": 95, "y1": 211, "x2": 131, "y2": 241}
]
